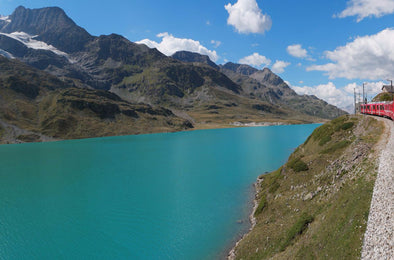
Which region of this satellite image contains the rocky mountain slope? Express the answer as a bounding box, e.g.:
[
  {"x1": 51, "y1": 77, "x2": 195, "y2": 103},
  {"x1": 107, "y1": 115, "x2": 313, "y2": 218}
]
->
[
  {"x1": 172, "y1": 51, "x2": 219, "y2": 70},
  {"x1": 173, "y1": 55, "x2": 346, "y2": 120},
  {"x1": 0, "y1": 56, "x2": 191, "y2": 144},
  {"x1": 0, "y1": 6, "x2": 347, "y2": 143}
]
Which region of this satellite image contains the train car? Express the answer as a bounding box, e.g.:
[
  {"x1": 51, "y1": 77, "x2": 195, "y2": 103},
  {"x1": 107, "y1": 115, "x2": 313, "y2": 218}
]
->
[{"x1": 360, "y1": 101, "x2": 394, "y2": 120}]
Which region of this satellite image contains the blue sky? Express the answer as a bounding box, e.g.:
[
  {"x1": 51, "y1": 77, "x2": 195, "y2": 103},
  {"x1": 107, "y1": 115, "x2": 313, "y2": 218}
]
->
[{"x1": 1, "y1": 0, "x2": 394, "y2": 109}]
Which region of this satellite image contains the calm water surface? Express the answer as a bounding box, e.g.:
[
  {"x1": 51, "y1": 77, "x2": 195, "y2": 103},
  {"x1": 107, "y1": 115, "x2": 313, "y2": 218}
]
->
[{"x1": 0, "y1": 125, "x2": 318, "y2": 259}]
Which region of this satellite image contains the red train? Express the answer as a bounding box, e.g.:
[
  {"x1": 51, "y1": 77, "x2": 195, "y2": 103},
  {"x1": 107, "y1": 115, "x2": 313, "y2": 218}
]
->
[{"x1": 360, "y1": 101, "x2": 394, "y2": 120}]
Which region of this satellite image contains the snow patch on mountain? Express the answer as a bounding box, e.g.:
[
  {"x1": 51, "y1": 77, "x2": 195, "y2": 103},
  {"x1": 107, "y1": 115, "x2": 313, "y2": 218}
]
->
[
  {"x1": 0, "y1": 16, "x2": 11, "y2": 23},
  {"x1": 0, "y1": 48, "x2": 14, "y2": 59},
  {"x1": 0, "y1": 32, "x2": 73, "y2": 62}
]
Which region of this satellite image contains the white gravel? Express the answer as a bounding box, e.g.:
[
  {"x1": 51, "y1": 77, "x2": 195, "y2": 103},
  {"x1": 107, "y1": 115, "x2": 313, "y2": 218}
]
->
[{"x1": 361, "y1": 119, "x2": 394, "y2": 260}]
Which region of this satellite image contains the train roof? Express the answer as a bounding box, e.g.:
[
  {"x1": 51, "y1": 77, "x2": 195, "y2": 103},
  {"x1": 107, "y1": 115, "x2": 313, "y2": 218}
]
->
[{"x1": 360, "y1": 101, "x2": 393, "y2": 105}]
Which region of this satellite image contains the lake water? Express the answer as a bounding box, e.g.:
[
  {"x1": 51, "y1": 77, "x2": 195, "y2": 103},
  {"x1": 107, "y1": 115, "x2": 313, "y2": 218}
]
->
[{"x1": 0, "y1": 125, "x2": 318, "y2": 259}]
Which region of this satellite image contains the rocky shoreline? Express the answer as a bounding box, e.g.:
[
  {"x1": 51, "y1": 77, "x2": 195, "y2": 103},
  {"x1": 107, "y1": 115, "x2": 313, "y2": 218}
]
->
[
  {"x1": 229, "y1": 122, "x2": 287, "y2": 127},
  {"x1": 228, "y1": 178, "x2": 263, "y2": 260}
]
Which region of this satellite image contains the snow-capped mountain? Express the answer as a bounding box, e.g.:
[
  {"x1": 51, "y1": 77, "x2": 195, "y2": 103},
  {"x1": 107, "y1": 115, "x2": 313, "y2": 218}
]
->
[
  {"x1": 0, "y1": 31, "x2": 71, "y2": 60},
  {"x1": 0, "y1": 6, "x2": 92, "y2": 53},
  {"x1": 0, "y1": 15, "x2": 11, "y2": 23},
  {"x1": 0, "y1": 5, "x2": 346, "y2": 122}
]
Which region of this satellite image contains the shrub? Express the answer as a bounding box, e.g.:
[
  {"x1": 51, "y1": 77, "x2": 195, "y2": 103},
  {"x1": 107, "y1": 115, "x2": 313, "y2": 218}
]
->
[
  {"x1": 264, "y1": 168, "x2": 283, "y2": 193},
  {"x1": 341, "y1": 122, "x2": 354, "y2": 130},
  {"x1": 319, "y1": 135, "x2": 331, "y2": 146},
  {"x1": 254, "y1": 195, "x2": 267, "y2": 216},
  {"x1": 269, "y1": 181, "x2": 280, "y2": 193},
  {"x1": 288, "y1": 157, "x2": 309, "y2": 172},
  {"x1": 321, "y1": 140, "x2": 351, "y2": 154},
  {"x1": 281, "y1": 213, "x2": 314, "y2": 251}
]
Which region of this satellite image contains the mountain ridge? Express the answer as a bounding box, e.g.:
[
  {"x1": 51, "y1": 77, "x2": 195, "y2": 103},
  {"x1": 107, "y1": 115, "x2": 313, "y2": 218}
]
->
[{"x1": 0, "y1": 6, "x2": 347, "y2": 143}]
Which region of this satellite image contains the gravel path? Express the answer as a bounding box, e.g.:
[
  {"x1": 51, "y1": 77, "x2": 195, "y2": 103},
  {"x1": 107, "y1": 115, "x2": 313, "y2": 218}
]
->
[{"x1": 361, "y1": 118, "x2": 394, "y2": 260}]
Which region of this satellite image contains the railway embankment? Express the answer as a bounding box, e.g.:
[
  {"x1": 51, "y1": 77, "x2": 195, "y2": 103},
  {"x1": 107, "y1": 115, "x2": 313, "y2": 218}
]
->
[
  {"x1": 361, "y1": 117, "x2": 394, "y2": 259},
  {"x1": 230, "y1": 115, "x2": 388, "y2": 259}
]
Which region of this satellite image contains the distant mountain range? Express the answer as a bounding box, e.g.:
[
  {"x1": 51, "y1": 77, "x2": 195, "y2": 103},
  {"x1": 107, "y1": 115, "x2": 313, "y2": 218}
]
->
[{"x1": 0, "y1": 6, "x2": 346, "y2": 143}]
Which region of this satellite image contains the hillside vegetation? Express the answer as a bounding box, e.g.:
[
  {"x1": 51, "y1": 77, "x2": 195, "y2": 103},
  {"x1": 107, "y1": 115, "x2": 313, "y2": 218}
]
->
[
  {"x1": 372, "y1": 92, "x2": 394, "y2": 102},
  {"x1": 0, "y1": 57, "x2": 192, "y2": 144},
  {"x1": 233, "y1": 115, "x2": 384, "y2": 259}
]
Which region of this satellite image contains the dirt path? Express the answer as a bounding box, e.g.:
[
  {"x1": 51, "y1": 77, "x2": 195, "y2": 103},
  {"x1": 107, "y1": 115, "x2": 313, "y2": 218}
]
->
[{"x1": 361, "y1": 117, "x2": 394, "y2": 259}]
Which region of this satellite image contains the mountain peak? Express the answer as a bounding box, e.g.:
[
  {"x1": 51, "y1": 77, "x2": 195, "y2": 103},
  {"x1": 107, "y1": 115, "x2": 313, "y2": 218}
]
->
[
  {"x1": 221, "y1": 62, "x2": 258, "y2": 76},
  {"x1": 250, "y1": 67, "x2": 288, "y2": 87},
  {"x1": 171, "y1": 51, "x2": 219, "y2": 70},
  {"x1": 1, "y1": 6, "x2": 93, "y2": 53}
]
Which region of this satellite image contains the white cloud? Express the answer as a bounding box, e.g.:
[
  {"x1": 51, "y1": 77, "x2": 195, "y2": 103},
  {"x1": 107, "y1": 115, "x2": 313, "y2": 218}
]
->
[
  {"x1": 287, "y1": 44, "x2": 315, "y2": 61},
  {"x1": 225, "y1": 0, "x2": 272, "y2": 34},
  {"x1": 271, "y1": 60, "x2": 290, "y2": 74},
  {"x1": 211, "y1": 40, "x2": 222, "y2": 48},
  {"x1": 291, "y1": 82, "x2": 354, "y2": 109},
  {"x1": 344, "y1": 81, "x2": 385, "y2": 96},
  {"x1": 343, "y1": 82, "x2": 358, "y2": 94},
  {"x1": 337, "y1": 0, "x2": 394, "y2": 22},
  {"x1": 137, "y1": 32, "x2": 218, "y2": 62},
  {"x1": 239, "y1": 52, "x2": 271, "y2": 67},
  {"x1": 307, "y1": 28, "x2": 394, "y2": 80},
  {"x1": 287, "y1": 44, "x2": 308, "y2": 58}
]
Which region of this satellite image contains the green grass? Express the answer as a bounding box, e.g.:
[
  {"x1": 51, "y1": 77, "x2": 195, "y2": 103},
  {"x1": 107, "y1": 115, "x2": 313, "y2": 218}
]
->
[
  {"x1": 372, "y1": 92, "x2": 393, "y2": 102},
  {"x1": 311, "y1": 116, "x2": 356, "y2": 148},
  {"x1": 321, "y1": 140, "x2": 352, "y2": 154},
  {"x1": 280, "y1": 213, "x2": 314, "y2": 251},
  {"x1": 264, "y1": 167, "x2": 283, "y2": 194},
  {"x1": 233, "y1": 115, "x2": 383, "y2": 259},
  {"x1": 318, "y1": 135, "x2": 331, "y2": 146},
  {"x1": 255, "y1": 194, "x2": 267, "y2": 216}
]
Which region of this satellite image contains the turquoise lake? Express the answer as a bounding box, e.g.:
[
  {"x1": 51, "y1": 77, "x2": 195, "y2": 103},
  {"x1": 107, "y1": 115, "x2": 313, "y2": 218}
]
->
[{"x1": 0, "y1": 124, "x2": 318, "y2": 259}]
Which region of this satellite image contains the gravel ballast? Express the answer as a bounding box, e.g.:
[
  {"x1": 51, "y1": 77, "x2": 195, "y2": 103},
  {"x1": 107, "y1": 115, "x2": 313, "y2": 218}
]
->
[{"x1": 361, "y1": 119, "x2": 394, "y2": 259}]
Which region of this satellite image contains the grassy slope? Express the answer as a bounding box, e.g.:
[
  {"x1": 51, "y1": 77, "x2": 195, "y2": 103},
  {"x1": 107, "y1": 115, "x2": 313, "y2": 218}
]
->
[
  {"x1": 234, "y1": 115, "x2": 384, "y2": 259},
  {"x1": 0, "y1": 57, "x2": 193, "y2": 144},
  {"x1": 372, "y1": 92, "x2": 394, "y2": 102},
  {"x1": 0, "y1": 87, "x2": 192, "y2": 144}
]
